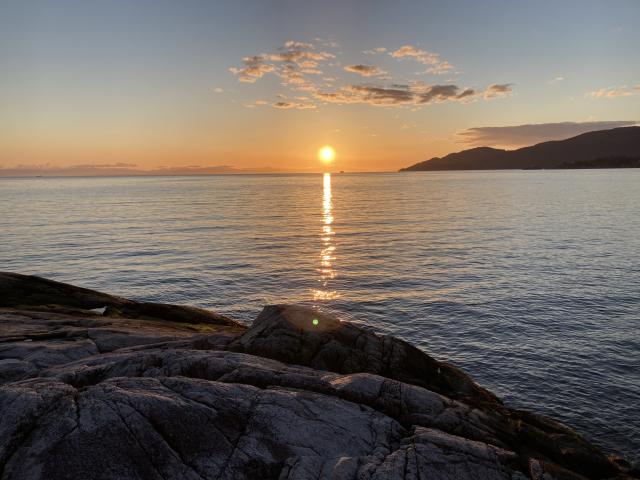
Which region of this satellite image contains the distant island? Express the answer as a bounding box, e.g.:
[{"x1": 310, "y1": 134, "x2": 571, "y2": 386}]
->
[{"x1": 400, "y1": 126, "x2": 640, "y2": 171}]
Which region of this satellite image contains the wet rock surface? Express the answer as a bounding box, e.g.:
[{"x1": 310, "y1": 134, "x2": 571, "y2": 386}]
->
[{"x1": 0, "y1": 273, "x2": 636, "y2": 480}]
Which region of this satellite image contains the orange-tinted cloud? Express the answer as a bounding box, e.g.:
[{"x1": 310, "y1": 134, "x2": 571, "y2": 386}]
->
[
  {"x1": 389, "y1": 44, "x2": 454, "y2": 74},
  {"x1": 484, "y1": 83, "x2": 513, "y2": 99},
  {"x1": 343, "y1": 64, "x2": 387, "y2": 77},
  {"x1": 587, "y1": 86, "x2": 637, "y2": 98},
  {"x1": 229, "y1": 55, "x2": 275, "y2": 83}
]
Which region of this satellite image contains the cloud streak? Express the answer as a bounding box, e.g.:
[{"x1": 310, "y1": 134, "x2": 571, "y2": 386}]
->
[
  {"x1": 315, "y1": 83, "x2": 477, "y2": 106},
  {"x1": 587, "y1": 85, "x2": 638, "y2": 98},
  {"x1": 272, "y1": 101, "x2": 316, "y2": 110},
  {"x1": 344, "y1": 64, "x2": 387, "y2": 77},
  {"x1": 389, "y1": 44, "x2": 453, "y2": 74},
  {"x1": 483, "y1": 83, "x2": 513, "y2": 99},
  {"x1": 457, "y1": 121, "x2": 637, "y2": 147}
]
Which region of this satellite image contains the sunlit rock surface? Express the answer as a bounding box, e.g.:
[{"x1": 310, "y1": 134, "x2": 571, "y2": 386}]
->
[{"x1": 0, "y1": 273, "x2": 636, "y2": 480}]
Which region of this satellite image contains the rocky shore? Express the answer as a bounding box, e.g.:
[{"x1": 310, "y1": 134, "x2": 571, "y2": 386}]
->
[{"x1": 0, "y1": 272, "x2": 636, "y2": 480}]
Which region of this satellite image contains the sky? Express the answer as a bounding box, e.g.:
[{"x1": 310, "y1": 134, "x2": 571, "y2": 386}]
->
[{"x1": 1, "y1": 0, "x2": 639, "y2": 174}]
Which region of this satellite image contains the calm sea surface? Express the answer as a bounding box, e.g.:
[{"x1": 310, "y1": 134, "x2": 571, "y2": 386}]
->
[{"x1": 1, "y1": 171, "x2": 639, "y2": 462}]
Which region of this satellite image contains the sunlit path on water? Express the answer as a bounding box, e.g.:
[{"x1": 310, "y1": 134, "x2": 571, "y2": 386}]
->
[{"x1": 313, "y1": 173, "x2": 338, "y2": 300}]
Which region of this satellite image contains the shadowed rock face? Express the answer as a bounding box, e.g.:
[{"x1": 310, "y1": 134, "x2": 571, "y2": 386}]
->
[
  {"x1": 0, "y1": 273, "x2": 636, "y2": 480},
  {"x1": 0, "y1": 272, "x2": 239, "y2": 326}
]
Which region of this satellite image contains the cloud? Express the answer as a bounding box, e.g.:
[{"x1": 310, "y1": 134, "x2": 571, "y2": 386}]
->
[
  {"x1": 229, "y1": 55, "x2": 275, "y2": 83},
  {"x1": 213, "y1": 87, "x2": 224, "y2": 93},
  {"x1": 230, "y1": 40, "x2": 336, "y2": 91},
  {"x1": 272, "y1": 101, "x2": 316, "y2": 110},
  {"x1": 315, "y1": 83, "x2": 477, "y2": 106},
  {"x1": 344, "y1": 64, "x2": 387, "y2": 77},
  {"x1": 277, "y1": 64, "x2": 307, "y2": 85},
  {"x1": 284, "y1": 40, "x2": 314, "y2": 50},
  {"x1": 425, "y1": 61, "x2": 454, "y2": 75},
  {"x1": 297, "y1": 60, "x2": 318, "y2": 68},
  {"x1": 315, "y1": 85, "x2": 412, "y2": 106},
  {"x1": 456, "y1": 88, "x2": 476, "y2": 100},
  {"x1": 390, "y1": 45, "x2": 439, "y2": 65},
  {"x1": 229, "y1": 40, "x2": 511, "y2": 110},
  {"x1": 364, "y1": 47, "x2": 387, "y2": 54},
  {"x1": 456, "y1": 121, "x2": 637, "y2": 147},
  {"x1": 587, "y1": 86, "x2": 636, "y2": 98},
  {"x1": 416, "y1": 84, "x2": 472, "y2": 103},
  {"x1": 389, "y1": 44, "x2": 454, "y2": 76},
  {"x1": 268, "y1": 50, "x2": 334, "y2": 64},
  {"x1": 548, "y1": 76, "x2": 564, "y2": 84},
  {"x1": 484, "y1": 83, "x2": 513, "y2": 99},
  {"x1": 347, "y1": 85, "x2": 415, "y2": 104}
]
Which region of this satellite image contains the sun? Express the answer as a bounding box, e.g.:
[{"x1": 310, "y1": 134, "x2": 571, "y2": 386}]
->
[{"x1": 318, "y1": 145, "x2": 336, "y2": 164}]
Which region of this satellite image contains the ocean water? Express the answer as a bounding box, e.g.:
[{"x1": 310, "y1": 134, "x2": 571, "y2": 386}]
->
[{"x1": 1, "y1": 171, "x2": 639, "y2": 462}]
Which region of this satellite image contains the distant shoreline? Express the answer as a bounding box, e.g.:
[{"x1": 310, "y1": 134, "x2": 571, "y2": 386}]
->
[{"x1": 2, "y1": 166, "x2": 640, "y2": 180}]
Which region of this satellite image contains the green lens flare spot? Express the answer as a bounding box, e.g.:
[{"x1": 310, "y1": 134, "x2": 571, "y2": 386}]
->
[{"x1": 312, "y1": 319, "x2": 319, "y2": 326}]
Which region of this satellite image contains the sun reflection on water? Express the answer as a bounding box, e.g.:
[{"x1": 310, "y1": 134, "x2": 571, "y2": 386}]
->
[{"x1": 313, "y1": 173, "x2": 338, "y2": 300}]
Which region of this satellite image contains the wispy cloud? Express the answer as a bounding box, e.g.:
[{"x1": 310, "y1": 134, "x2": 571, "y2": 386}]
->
[
  {"x1": 363, "y1": 47, "x2": 387, "y2": 54},
  {"x1": 548, "y1": 76, "x2": 564, "y2": 84},
  {"x1": 229, "y1": 55, "x2": 275, "y2": 83},
  {"x1": 315, "y1": 83, "x2": 476, "y2": 107},
  {"x1": 389, "y1": 44, "x2": 454, "y2": 74},
  {"x1": 413, "y1": 83, "x2": 475, "y2": 104},
  {"x1": 283, "y1": 40, "x2": 314, "y2": 50},
  {"x1": 483, "y1": 83, "x2": 514, "y2": 99},
  {"x1": 586, "y1": 85, "x2": 638, "y2": 98},
  {"x1": 344, "y1": 64, "x2": 387, "y2": 77},
  {"x1": 456, "y1": 121, "x2": 637, "y2": 147},
  {"x1": 229, "y1": 40, "x2": 337, "y2": 92},
  {"x1": 268, "y1": 50, "x2": 334, "y2": 63},
  {"x1": 390, "y1": 45, "x2": 439, "y2": 64},
  {"x1": 271, "y1": 101, "x2": 316, "y2": 110}
]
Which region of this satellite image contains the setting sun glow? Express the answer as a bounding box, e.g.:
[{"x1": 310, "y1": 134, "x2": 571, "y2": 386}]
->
[{"x1": 318, "y1": 146, "x2": 336, "y2": 164}]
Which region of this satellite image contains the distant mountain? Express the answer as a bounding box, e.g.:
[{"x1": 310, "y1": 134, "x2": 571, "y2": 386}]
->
[{"x1": 400, "y1": 126, "x2": 640, "y2": 171}]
